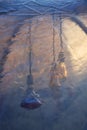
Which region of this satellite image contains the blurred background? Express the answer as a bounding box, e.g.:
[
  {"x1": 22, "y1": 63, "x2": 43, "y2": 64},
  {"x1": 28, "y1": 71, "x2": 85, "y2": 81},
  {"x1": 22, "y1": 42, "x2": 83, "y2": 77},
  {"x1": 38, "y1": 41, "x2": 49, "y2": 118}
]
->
[{"x1": 0, "y1": 0, "x2": 87, "y2": 130}]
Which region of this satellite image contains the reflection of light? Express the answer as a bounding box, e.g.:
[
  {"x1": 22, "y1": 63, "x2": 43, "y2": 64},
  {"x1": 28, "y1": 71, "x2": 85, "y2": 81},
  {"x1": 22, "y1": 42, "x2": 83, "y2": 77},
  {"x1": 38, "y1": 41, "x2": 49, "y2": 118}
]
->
[
  {"x1": 49, "y1": 62, "x2": 67, "y2": 87},
  {"x1": 64, "y1": 18, "x2": 87, "y2": 75},
  {"x1": 57, "y1": 51, "x2": 67, "y2": 80},
  {"x1": 49, "y1": 50, "x2": 68, "y2": 87},
  {"x1": 57, "y1": 62, "x2": 67, "y2": 80}
]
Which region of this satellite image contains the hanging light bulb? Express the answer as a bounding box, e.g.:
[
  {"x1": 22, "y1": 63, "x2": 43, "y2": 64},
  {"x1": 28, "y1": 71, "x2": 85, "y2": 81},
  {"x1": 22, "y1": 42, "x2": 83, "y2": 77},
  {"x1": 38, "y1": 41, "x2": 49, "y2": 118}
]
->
[{"x1": 57, "y1": 50, "x2": 67, "y2": 81}]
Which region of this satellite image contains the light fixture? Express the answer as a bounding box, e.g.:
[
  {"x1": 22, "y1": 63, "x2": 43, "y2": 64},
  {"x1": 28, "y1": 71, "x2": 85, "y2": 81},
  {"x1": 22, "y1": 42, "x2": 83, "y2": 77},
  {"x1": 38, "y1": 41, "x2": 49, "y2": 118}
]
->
[
  {"x1": 57, "y1": 50, "x2": 67, "y2": 81},
  {"x1": 21, "y1": 20, "x2": 42, "y2": 110}
]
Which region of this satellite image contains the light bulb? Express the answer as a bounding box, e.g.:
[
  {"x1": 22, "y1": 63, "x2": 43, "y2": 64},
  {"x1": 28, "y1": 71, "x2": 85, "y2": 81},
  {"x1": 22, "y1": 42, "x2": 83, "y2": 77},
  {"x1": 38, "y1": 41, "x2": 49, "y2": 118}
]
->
[
  {"x1": 49, "y1": 63, "x2": 61, "y2": 87},
  {"x1": 49, "y1": 51, "x2": 67, "y2": 87},
  {"x1": 57, "y1": 51, "x2": 67, "y2": 80},
  {"x1": 56, "y1": 62, "x2": 67, "y2": 80}
]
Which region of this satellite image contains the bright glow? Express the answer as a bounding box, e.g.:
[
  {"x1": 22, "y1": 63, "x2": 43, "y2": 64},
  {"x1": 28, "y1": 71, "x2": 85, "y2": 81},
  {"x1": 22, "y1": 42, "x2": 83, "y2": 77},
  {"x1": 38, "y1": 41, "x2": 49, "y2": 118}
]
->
[
  {"x1": 57, "y1": 62, "x2": 67, "y2": 80},
  {"x1": 49, "y1": 62, "x2": 67, "y2": 87},
  {"x1": 64, "y1": 18, "x2": 87, "y2": 76}
]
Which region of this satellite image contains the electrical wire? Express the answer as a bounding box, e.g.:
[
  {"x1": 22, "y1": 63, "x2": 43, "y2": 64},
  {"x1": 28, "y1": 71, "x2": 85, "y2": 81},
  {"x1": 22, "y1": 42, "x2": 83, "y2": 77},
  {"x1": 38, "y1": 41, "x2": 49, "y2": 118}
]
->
[
  {"x1": 28, "y1": 19, "x2": 32, "y2": 75},
  {"x1": 59, "y1": 14, "x2": 63, "y2": 50},
  {"x1": 52, "y1": 14, "x2": 56, "y2": 64}
]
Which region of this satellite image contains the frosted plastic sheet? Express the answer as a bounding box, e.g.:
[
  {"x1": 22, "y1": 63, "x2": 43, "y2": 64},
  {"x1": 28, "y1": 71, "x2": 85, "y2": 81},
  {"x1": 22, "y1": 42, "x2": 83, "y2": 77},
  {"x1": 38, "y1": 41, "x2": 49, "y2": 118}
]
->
[{"x1": 0, "y1": 1, "x2": 87, "y2": 130}]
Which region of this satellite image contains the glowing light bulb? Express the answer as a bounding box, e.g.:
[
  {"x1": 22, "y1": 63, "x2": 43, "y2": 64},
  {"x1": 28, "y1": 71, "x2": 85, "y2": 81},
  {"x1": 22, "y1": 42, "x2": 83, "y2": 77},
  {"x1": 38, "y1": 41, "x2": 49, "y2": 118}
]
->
[
  {"x1": 57, "y1": 62, "x2": 67, "y2": 80},
  {"x1": 49, "y1": 51, "x2": 67, "y2": 87},
  {"x1": 57, "y1": 51, "x2": 67, "y2": 81}
]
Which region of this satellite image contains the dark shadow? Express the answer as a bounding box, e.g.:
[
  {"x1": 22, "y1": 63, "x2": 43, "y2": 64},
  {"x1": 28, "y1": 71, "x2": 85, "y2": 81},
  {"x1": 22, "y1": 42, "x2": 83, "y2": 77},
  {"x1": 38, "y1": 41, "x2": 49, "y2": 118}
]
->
[{"x1": 70, "y1": 16, "x2": 87, "y2": 34}]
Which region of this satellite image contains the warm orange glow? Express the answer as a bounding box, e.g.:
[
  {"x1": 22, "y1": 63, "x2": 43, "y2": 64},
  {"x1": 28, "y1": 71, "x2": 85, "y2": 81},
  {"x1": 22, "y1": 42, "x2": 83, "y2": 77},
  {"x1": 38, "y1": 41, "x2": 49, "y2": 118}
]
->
[
  {"x1": 57, "y1": 62, "x2": 67, "y2": 80},
  {"x1": 49, "y1": 62, "x2": 67, "y2": 87},
  {"x1": 64, "y1": 18, "x2": 87, "y2": 75}
]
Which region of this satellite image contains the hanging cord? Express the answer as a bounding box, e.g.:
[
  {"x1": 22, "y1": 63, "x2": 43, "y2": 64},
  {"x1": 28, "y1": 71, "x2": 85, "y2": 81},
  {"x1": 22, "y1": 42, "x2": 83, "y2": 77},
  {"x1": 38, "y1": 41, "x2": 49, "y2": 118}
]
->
[
  {"x1": 59, "y1": 14, "x2": 63, "y2": 50},
  {"x1": 52, "y1": 14, "x2": 56, "y2": 64},
  {"x1": 28, "y1": 20, "x2": 32, "y2": 75},
  {"x1": 58, "y1": 14, "x2": 65, "y2": 62},
  {"x1": 26, "y1": 19, "x2": 34, "y2": 86},
  {"x1": 27, "y1": 19, "x2": 40, "y2": 96}
]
